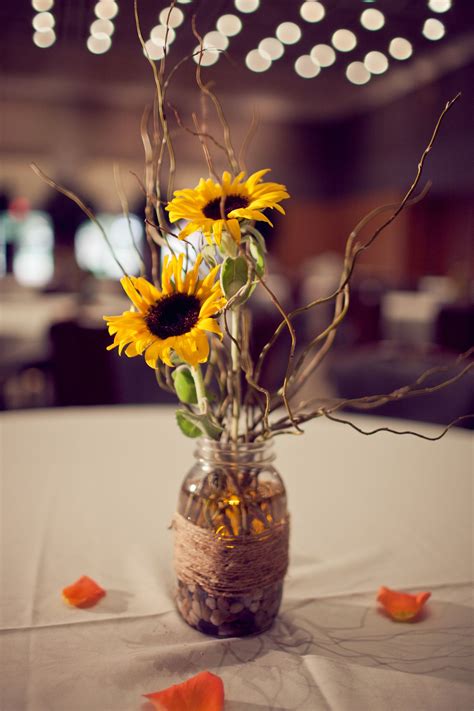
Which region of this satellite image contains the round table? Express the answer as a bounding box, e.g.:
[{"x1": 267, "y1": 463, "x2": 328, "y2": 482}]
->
[{"x1": 1, "y1": 406, "x2": 472, "y2": 710}]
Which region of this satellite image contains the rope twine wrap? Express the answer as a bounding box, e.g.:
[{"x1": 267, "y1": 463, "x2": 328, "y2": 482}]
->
[{"x1": 173, "y1": 512, "x2": 290, "y2": 597}]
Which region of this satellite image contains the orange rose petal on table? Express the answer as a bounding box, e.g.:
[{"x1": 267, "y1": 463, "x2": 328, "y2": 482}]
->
[
  {"x1": 62, "y1": 575, "x2": 106, "y2": 608},
  {"x1": 377, "y1": 586, "x2": 431, "y2": 622},
  {"x1": 144, "y1": 671, "x2": 224, "y2": 711}
]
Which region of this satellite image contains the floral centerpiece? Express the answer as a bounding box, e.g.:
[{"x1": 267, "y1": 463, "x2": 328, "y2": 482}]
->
[{"x1": 32, "y1": 3, "x2": 471, "y2": 638}]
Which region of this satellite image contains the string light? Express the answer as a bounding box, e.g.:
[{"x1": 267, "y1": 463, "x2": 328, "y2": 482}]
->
[
  {"x1": 331, "y1": 29, "x2": 357, "y2": 52},
  {"x1": 150, "y1": 25, "x2": 176, "y2": 47},
  {"x1": 159, "y1": 6, "x2": 185, "y2": 28},
  {"x1": 428, "y1": 0, "x2": 451, "y2": 12},
  {"x1": 346, "y1": 61, "x2": 370, "y2": 85},
  {"x1": 310, "y1": 44, "x2": 336, "y2": 67},
  {"x1": 422, "y1": 18, "x2": 446, "y2": 40},
  {"x1": 235, "y1": 0, "x2": 260, "y2": 13},
  {"x1": 216, "y1": 14, "x2": 242, "y2": 36},
  {"x1": 295, "y1": 55, "x2": 320, "y2": 78},
  {"x1": 87, "y1": 35, "x2": 112, "y2": 54},
  {"x1": 33, "y1": 29, "x2": 55, "y2": 47},
  {"x1": 258, "y1": 37, "x2": 284, "y2": 61},
  {"x1": 364, "y1": 50, "x2": 389, "y2": 74},
  {"x1": 94, "y1": 1, "x2": 118, "y2": 21},
  {"x1": 193, "y1": 46, "x2": 219, "y2": 66},
  {"x1": 32, "y1": 12, "x2": 55, "y2": 31},
  {"x1": 389, "y1": 37, "x2": 413, "y2": 60},
  {"x1": 276, "y1": 22, "x2": 302, "y2": 45},
  {"x1": 203, "y1": 31, "x2": 229, "y2": 51},
  {"x1": 360, "y1": 8, "x2": 385, "y2": 31},
  {"x1": 144, "y1": 39, "x2": 165, "y2": 61},
  {"x1": 245, "y1": 49, "x2": 271, "y2": 72},
  {"x1": 90, "y1": 19, "x2": 114, "y2": 38},
  {"x1": 300, "y1": 1, "x2": 325, "y2": 23},
  {"x1": 32, "y1": 0, "x2": 54, "y2": 10}
]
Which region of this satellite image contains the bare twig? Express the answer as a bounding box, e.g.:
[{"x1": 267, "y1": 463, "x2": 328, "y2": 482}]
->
[{"x1": 30, "y1": 163, "x2": 127, "y2": 277}]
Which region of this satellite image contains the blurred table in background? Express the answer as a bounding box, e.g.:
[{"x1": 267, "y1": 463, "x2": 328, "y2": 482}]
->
[{"x1": 1, "y1": 407, "x2": 472, "y2": 710}]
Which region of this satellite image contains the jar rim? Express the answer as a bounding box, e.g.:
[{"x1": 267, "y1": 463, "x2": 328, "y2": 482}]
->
[
  {"x1": 194, "y1": 437, "x2": 275, "y2": 465},
  {"x1": 196, "y1": 437, "x2": 274, "y2": 453}
]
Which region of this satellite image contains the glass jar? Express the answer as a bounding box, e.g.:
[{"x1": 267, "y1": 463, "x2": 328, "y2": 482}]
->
[{"x1": 174, "y1": 438, "x2": 289, "y2": 637}]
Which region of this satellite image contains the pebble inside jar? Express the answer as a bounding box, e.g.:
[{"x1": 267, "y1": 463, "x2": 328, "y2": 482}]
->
[{"x1": 173, "y1": 439, "x2": 289, "y2": 637}]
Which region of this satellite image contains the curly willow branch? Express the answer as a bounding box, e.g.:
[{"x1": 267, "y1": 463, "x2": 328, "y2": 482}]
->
[
  {"x1": 29, "y1": 163, "x2": 127, "y2": 277},
  {"x1": 191, "y1": 16, "x2": 240, "y2": 174},
  {"x1": 322, "y1": 411, "x2": 474, "y2": 441},
  {"x1": 253, "y1": 186, "x2": 430, "y2": 388},
  {"x1": 267, "y1": 350, "x2": 473, "y2": 439},
  {"x1": 134, "y1": 0, "x2": 176, "y2": 201},
  {"x1": 254, "y1": 93, "x2": 460, "y2": 392}
]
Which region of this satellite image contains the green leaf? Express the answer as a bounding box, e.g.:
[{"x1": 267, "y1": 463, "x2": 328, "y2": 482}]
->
[
  {"x1": 176, "y1": 410, "x2": 202, "y2": 438},
  {"x1": 220, "y1": 256, "x2": 249, "y2": 300},
  {"x1": 172, "y1": 367, "x2": 197, "y2": 404},
  {"x1": 249, "y1": 237, "x2": 265, "y2": 278},
  {"x1": 201, "y1": 244, "x2": 217, "y2": 268},
  {"x1": 175, "y1": 409, "x2": 223, "y2": 440},
  {"x1": 244, "y1": 225, "x2": 267, "y2": 254},
  {"x1": 218, "y1": 231, "x2": 239, "y2": 258}
]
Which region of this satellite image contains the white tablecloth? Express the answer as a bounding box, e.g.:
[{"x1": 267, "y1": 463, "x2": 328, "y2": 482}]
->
[{"x1": 1, "y1": 406, "x2": 473, "y2": 710}]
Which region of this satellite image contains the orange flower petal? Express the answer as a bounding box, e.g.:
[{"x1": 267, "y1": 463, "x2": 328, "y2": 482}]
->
[
  {"x1": 62, "y1": 575, "x2": 106, "y2": 608},
  {"x1": 144, "y1": 671, "x2": 224, "y2": 711},
  {"x1": 377, "y1": 586, "x2": 431, "y2": 622}
]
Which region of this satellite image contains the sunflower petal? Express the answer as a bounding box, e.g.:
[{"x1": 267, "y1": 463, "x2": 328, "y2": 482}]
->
[
  {"x1": 144, "y1": 671, "x2": 224, "y2": 711},
  {"x1": 198, "y1": 317, "x2": 223, "y2": 337},
  {"x1": 226, "y1": 219, "x2": 241, "y2": 244}
]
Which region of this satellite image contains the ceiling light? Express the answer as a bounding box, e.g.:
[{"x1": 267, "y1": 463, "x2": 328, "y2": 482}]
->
[
  {"x1": 235, "y1": 0, "x2": 260, "y2": 12},
  {"x1": 295, "y1": 55, "x2": 320, "y2": 78},
  {"x1": 33, "y1": 28, "x2": 55, "y2": 47},
  {"x1": 364, "y1": 51, "x2": 389, "y2": 74},
  {"x1": 32, "y1": 0, "x2": 54, "y2": 10},
  {"x1": 94, "y1": 1, "x2": 118, "y2": 21},
  {"x1": 177, "y1": 0, "x2": 192, "y2": 3},
  {"x1": 245, "y1": 49, "x2": 271, "y2": 72},
  {"x1": 360, "y1": 8, "x2": 385, "y2": 31},
  {"x1": 276, "y1": 22, "x2": 302, "y2": 45},
  {"x1": 90, "y1": 19, "x2": 114, "y2": 38},
  {"x1": 144, "y1": 39, "x2": 165, "y2": 61},
  {"x1": 193, "y1": 46, "x2": 219, "y2": 66},
  {"x1": 258, "y1": 37, "x2": 284, "y2": 60},
  {"x1": 388, "y1": 37, "x2": 413, "y2": 60},
  {"x1": 310, "y1": 43, "x2": 336, "y2": 67},
  {"x1": 203, "y1": 31, "x2": 229, "y2": 51},
  {"x1": 216, "y1": 14, "x2": 242, "y2": 37},
  {"x1": 32, "y1": 12, "x2": 55, "y2": 31},
  {"x1": 422, "y1": 18, "x2": 446, "y2": 40},
  {"x1": 150, "y1": 25, "x2": 176, "y2": 47},
  {"x1": 159, "y1": 6, "x2": 185, "y2": 28},
  {"x1": 428, "y1": 0, "x2": 451, "y2": 12},
  {"x1": 346, "y1": 61, "x2": 370, "y2": 85},
  {"x1": 87, "y1": 34, "x2": 112, "y2": 54},
  {"x1": 331, "y1": 29, "x2": 357, "y2": 52},
  {"x1": 300, "y1": 1, "x2": 325, "y2": 23}
]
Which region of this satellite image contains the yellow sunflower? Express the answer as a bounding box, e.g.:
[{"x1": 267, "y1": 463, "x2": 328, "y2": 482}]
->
[
  {"x1": 166, "y1": 169, "x2": 289, "y2": 246},
  {"x1": 104, "y1": 254, "x2": 226, "y2": 368}
]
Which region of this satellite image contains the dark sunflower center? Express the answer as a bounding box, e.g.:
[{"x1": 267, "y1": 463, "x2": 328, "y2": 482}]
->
[
  {"x1": 144, "y1": 293, "x2": 201, "y2": 340},
  {"x1": 202, "y1": 194, "x2": 249, "y2": 220}
]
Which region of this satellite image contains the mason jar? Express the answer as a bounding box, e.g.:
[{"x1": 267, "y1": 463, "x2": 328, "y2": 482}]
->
[{"x1": 173, "y1": 438, "x2": 289, "y2": 637}]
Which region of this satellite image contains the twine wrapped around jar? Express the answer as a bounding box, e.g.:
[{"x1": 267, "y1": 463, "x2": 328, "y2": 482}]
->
[
  {"x1": 173, "y1": 438, "x2": 289, "y2": 637},
  {"x1": 173, "y1": 512, "x2": 290, "y2": 597}
]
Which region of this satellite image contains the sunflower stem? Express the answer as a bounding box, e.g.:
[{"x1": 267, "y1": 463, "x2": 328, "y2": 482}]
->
[
  {"x1": 191, "y1": 364, "x2": 207, "y2": 414},
  {"x1": 231, "y1": 307, "x2": 241, "y2": 442}
]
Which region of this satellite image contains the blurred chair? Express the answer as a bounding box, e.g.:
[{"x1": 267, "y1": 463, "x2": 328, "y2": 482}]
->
[
  {"x1": 434, "y1": 303, "x2": 474, "y2": 353},
  {"x1": 327, "y1": 344, "x2": 474, "y2": 429},
  {"x1": 49, "y1": 320, "x2": 174, "y2": 407}
]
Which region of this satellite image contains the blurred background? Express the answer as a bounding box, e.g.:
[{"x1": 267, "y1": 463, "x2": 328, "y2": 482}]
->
[{"x1": 1, "y1": 0, "x2": 473, "y2": 426}]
